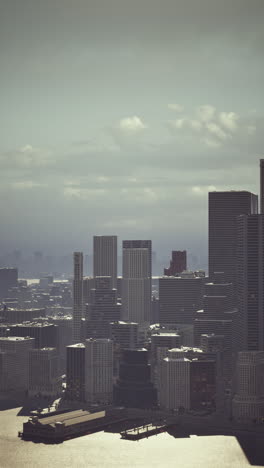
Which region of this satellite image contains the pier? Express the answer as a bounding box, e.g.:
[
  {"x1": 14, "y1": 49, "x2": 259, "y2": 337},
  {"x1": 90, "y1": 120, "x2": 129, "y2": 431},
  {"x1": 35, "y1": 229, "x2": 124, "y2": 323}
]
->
[{"x1": 120, "y1": 422, "x2": 173, "y2": 440}]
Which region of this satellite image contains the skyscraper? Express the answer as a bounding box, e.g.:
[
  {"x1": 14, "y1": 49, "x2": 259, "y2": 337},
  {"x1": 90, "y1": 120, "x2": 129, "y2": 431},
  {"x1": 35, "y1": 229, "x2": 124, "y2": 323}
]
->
[
  {"x1": 159, "y1": 274, "x2": 204, "y2": 325},
  {"x1": 236, "y1": 214, "x2": 264, "y2": 351},
  {"x1": 122, "y1": 240, "x2": 152, "y2": 325},
  {"x1": 260, "y1": 159, "x2": 264, "y2": 214},
  {"x1": 85, "y1": 338, "x2": 113, "y2": 404},
  {"x1": 164, "y1": 251, "x2": 187, "y2": 276},
  {"x1": 232, "y1": 351, "x2": 264, "y2": 422},
  {"x1": 208, "y1": 191, "x2": 258, "y2": 287},
  {"x1": 93, "y1": 236, "x2": 117, "y2": 289},
  {"x1": 66, "y1": 343, "x2": 85, "y2": 401},
  {"x1": 86, "y1": 276, "x2": 121, "y2": 339},
  {"x1": 0, "y1": 268, "x2": 18, "y2": 299},
  {"x1": 73, "y1": 252, "x2": 83, "y2": 344},
  {"x1": 0, "y1": 336, "x2": 35, "y2": 392}
]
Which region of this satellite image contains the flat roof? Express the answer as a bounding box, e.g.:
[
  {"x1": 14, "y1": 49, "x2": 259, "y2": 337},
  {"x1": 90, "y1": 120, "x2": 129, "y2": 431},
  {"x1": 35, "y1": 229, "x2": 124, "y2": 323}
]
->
[
  {"x1": 0, "y1": 336, "x2": 34, "y2": 341},
  {"x1": 37, "y1": 410, "x2": 105, "y2": 427},
  {"x1": 152, "y1": 333, "x2": 180, "y2": 337}
]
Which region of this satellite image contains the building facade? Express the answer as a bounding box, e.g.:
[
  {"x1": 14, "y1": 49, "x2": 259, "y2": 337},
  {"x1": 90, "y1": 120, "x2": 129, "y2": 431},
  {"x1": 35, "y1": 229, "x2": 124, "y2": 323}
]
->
[
  {"x1": 208, "y1": 191, "x2": 258, "y2": 288},
  {"x1": 93, "y1": 236, "x2": 117, "y2": 289},
  {"x1": 122, "y1": 240, "x2": 152, "y2": 325},
  {"x1": 85, "y1": 338, "x2": 113, "y2": 404},
  {"x1": 236, "y1": 214, "x2": 264, "y2": 351},
  {"x1": 73, "y1": 252, "x2": 83, "y2": 344}
]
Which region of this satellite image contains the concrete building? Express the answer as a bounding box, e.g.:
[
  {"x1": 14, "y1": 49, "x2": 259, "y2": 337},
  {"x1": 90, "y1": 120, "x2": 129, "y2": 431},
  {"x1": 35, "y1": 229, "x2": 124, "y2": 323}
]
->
[
  {"x1": 0, "y1": 268, "x2": 18, "y2": 299},
  {"x1": 47, "y1": 316, "x2": 72, "y2": 373},
  {"x1": 83, "y1": 276, "x2": 95, "y2": 306},
  {"x1": 232, "y1": 351, "x2": 264, "y2": 422},
  {"x1": 93, "y1": 236, "x2": 117, "y2": 289},
  {"x1": 151, "y1": 332, "x2": 181, "y2": 362},
  {"x1": 159, "y1": 274, "x2": 204, "y2": 325},
  {"x1": 122, "y1": 240, "x2": 152, "y2": 325},
  {"x1": 260, "y1": 159, "x2": 264, "y2": 214},
  {"x1": 1, "y1": 307, "x2": 45, "y2": 324},
  {"x1": 150, "y1": 331, "x2": 181, "y2": 387},
  {"x1": 85, "y1": 338, "x2": 113, "y2": 405},
  {"x1": 86, "y1": 276, "x2": 121, "y2": 339},
  {"x1": 8, "y1": 321, "x2": 58, "y2": 349},
  {"x1": 0, "y1": 336, "x2": 35, "y2": 392},
  {"x1": 158, "y1": 347, "x2": 216, "y2": 411},
  {"x1": 66, "y1": 343, "x2": 85, "y2": 401},
  {"x1": 29, "y1": 348, "x2": 60, "y2": 397},
  {"x1": 208, "y1": 191, "x2": 258, "y2": 288},
  {"x1": 73, "y1": 252, "x2": 83, "y2": 344},
  {"x1": 236, "y1": 214, "x2": 264, "y2": 351},
  {"x1": 114, "y1": 348, "x2": 157, "y2": 408},
  {"x1": 109, "y1": 320, "x2": 138, "y2": 378},
  {"x1": 164, "y1": 251, "x2": 187, "y2": 276},
  {"x1": 110, "y1": 321, "x2": 138, "y2": 350}
]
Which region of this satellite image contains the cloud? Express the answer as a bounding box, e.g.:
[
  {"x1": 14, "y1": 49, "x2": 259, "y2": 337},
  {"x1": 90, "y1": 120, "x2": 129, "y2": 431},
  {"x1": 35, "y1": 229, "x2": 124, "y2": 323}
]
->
[
  {"x1": 118, "y1": 116, "x2": 147, "y2": 134},
  {"x1": 196, "y1": 105, "x2": 216, "y2": 123},
  {"x1": 11, "y1": 181, "x2": 45, "y2": 190},
  {"x1": 168, "y1": 104, "x2": 259, "y2": 149},
  {"x1": 192, "y1": 185, "x2": 217, "y2": 195},
  {"x1": 205, "y1": 122, "x2": 229, "y2": 141},
  {"x1": 0, "y1": 144, "x2": 54, "y2": 169},
  {"x1": 218, "y1": 112, "x2": 239, "y2": 132}
]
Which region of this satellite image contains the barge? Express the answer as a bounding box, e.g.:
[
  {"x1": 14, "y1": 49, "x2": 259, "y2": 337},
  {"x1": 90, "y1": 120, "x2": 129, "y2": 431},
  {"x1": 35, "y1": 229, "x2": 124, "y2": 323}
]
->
[{"x1": 120, "y1": 422, "x2": 173, "y2": 440}]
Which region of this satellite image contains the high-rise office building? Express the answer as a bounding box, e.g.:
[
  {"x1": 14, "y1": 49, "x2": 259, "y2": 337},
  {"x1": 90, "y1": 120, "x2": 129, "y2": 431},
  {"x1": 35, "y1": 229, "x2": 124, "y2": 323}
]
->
[
  {"x1": 232, "y1": 351, "x2": 264, "y2": 422},
  {"x1": 0, "y1": 268, "x2": 18, "y2": 299},
  {"x1": 158, "y1": 347, "x2": 216, "y2": 411},
  {"x1": 236, "y1": 214, "x2": 264, "y2": 351},
  {"x1": 8, "y1": 322, "x2": 58, "y2": 348},
  {"x1": 86, "y1": 276, "x2": 121, "y2": 339},
  {"x1": 73, "y1": 252, "x2": 83, "y2": 344},
  {"x1": 159, "y1": 274, "x2": 204, "y2": 325},
  {"x1": 48, "y1": 316, "x2": 73, "y2": 373},
  {"x1": 93, "y1": 236, "x2": 117, "y2": 289},
  {"x1": 83, "y1": 276, "x2": 95, "y2": 306},
  {"x1": 164, "y1": 251, "x2": 187, "y2": 276},
  {"x1": 122, "y1": 240, "x2": 152, "y2": 325},
  {"x1": 1, "y1": 308, "x2": 46, "y2": 324},
  {"x1": 66, "y1": 343, "x2": 85, "y2": 401},
  {"x1": 260, "y1": 159, "x2": 264, "y2": 214},
  {"x1": 110, "y1": 321, "x2": 138, "y2": 350},
  {"x1": 0, "y1": 336, "x2": 35, "y2": 392},
  {"x1": 114, "y1": 348, "x2": 157, "y2": 408},
  {"x1": 85, "y1": 338, "x2": 113, "y2": 404},
  {"x1": 208, "y1": 191, "x2": 258, "y2": 286},
  {"x1": 29, "y1": 348, "x2": 59, "y2": 397}
]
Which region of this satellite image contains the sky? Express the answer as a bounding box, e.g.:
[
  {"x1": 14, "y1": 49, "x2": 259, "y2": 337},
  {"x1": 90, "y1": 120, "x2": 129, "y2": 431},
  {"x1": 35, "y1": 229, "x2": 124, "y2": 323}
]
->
[{"x1": 0, "y1": 0, "x2": 263, "y2": 263}]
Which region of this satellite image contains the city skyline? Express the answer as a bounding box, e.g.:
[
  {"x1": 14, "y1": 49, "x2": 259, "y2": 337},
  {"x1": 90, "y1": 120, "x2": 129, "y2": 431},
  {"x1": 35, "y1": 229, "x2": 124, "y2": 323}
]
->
[{"x1": 1, "y1": 1, "x2": 264, "y2": 466}]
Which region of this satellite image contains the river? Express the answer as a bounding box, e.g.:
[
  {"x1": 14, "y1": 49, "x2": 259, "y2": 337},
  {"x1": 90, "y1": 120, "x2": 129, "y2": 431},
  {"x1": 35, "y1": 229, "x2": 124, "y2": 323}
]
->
[{"x1": 0, "y1": 407, "x2": 262, "y2": 468}]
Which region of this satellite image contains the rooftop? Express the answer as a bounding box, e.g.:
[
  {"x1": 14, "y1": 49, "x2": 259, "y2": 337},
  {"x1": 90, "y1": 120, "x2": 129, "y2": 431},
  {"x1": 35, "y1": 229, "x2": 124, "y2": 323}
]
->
[
  {"x1": 36, "y1": 410, "x2": 105, "y2": 428},
  {"x1": 0, "y1": 336, "x2": 35, "y2": 342}
]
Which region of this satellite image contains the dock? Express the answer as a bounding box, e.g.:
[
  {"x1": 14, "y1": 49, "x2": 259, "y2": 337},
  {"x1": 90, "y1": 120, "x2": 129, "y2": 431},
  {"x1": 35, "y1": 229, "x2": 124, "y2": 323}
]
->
[{"x1": 120, "y1": 422, "x2": 172, "y2": 440}]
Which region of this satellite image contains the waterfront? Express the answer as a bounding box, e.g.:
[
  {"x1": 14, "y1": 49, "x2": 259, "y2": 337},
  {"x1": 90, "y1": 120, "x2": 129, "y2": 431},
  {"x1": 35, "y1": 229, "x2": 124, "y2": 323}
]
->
[{"x1": 0, "y1": 407, "x2": 262, "y2": 468}]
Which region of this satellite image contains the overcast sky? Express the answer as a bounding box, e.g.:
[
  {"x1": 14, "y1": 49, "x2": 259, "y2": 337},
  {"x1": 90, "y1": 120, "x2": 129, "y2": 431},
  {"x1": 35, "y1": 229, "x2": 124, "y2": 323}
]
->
[{"x1": 0, "y1": 0, "x2": 263, "y2": 262}]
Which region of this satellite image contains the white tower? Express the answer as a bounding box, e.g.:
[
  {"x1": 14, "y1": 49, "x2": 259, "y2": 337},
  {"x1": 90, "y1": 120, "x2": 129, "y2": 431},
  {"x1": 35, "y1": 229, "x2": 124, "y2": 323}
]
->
[{"x1": 122, "y1": 240, "x2": 152, "y2": 325}]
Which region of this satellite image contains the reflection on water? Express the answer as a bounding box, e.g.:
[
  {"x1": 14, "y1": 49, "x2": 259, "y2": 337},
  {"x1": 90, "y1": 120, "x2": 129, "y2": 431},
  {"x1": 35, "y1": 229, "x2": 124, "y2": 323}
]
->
[{"x1": 0, "y1": 407, "x2": 262, "y2": 468}]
